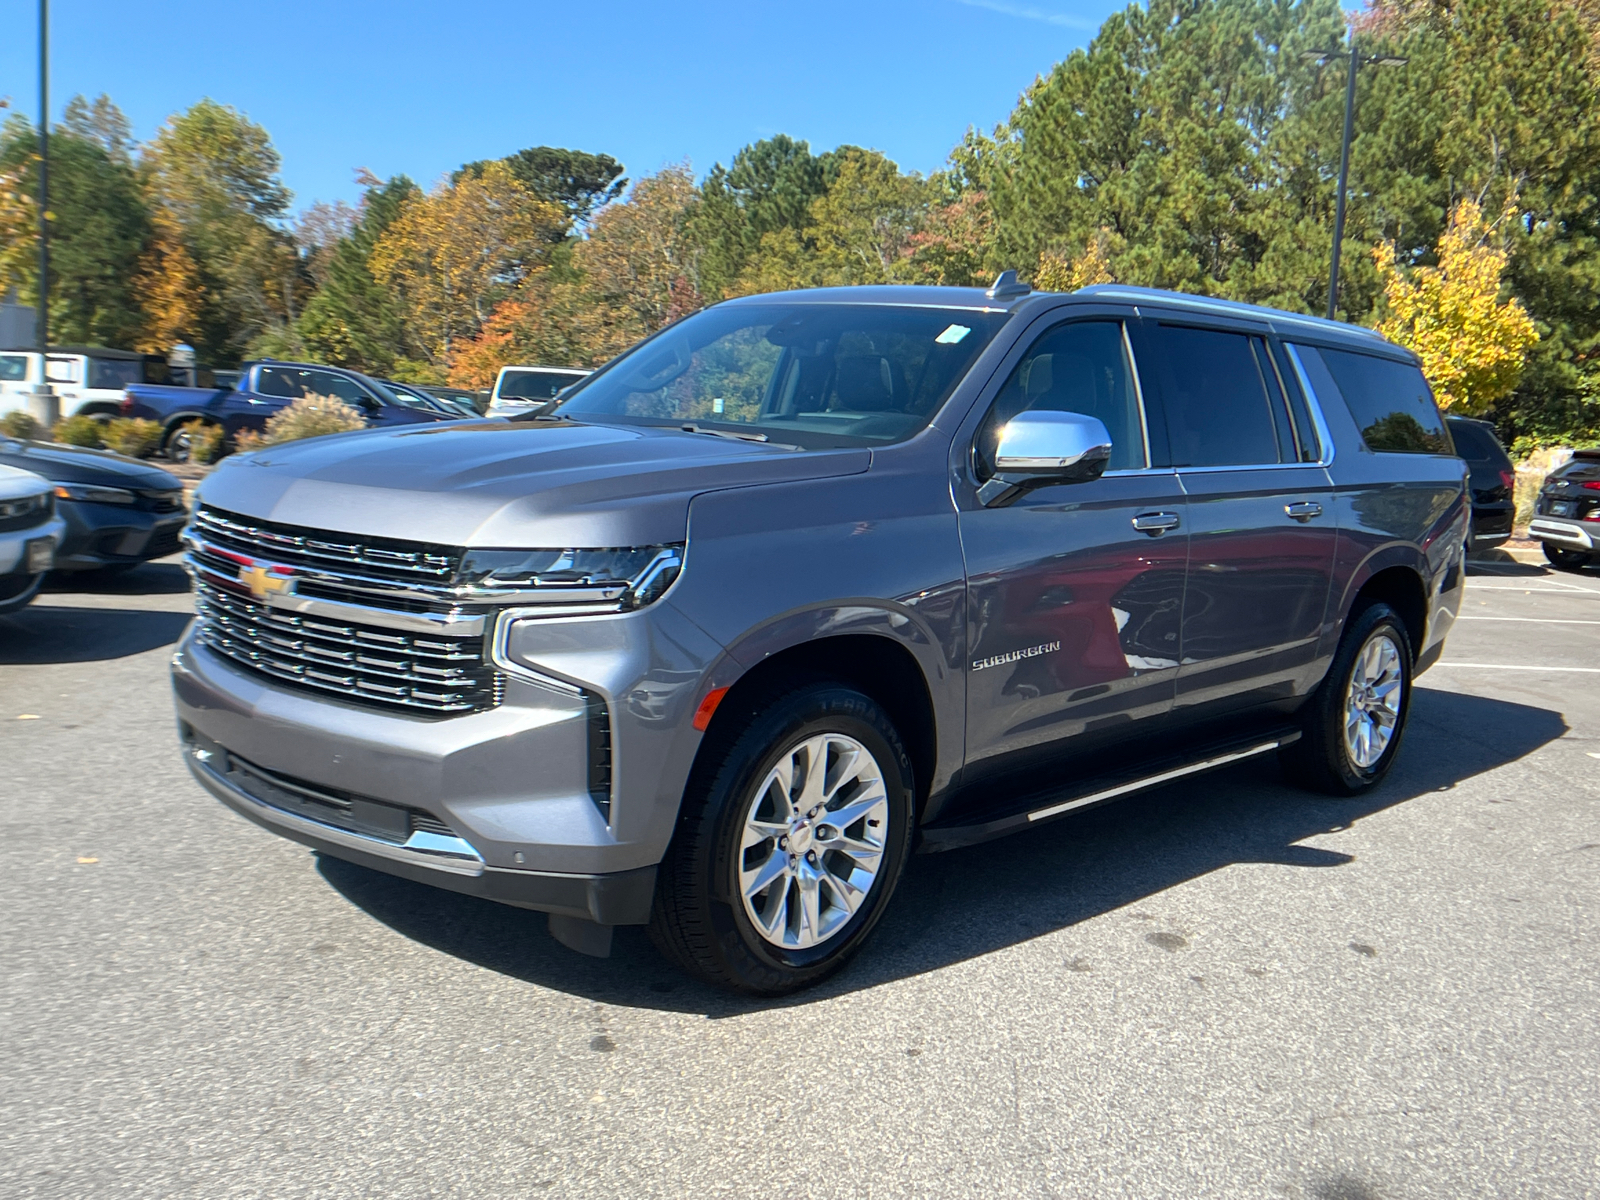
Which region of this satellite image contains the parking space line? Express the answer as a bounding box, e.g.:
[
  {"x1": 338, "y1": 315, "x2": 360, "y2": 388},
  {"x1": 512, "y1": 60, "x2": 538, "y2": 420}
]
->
[
  {"x1": 1467, "y1": 586, "x2": 1600, "y2": 595},
  {"x1": 1456, "y1": 616, "x2": 1600, "y2": 624},
  {"x1": 1431, "y1": 663, "x2": 1600, "y2": 672}
]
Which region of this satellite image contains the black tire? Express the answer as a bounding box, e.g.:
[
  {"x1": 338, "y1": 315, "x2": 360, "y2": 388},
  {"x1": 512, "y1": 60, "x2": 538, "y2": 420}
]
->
[
  {"x1": 1282, "y1": 601, "x2": 1414, "y2": 796},
  {"x1": 163, "y1": 424, "x2": 199, "y2": 464},
  {"x1": 1542, "y1": 543, "x2": 1594, "y2": 571},
  {"x1": 0, "y1": 571, "x2": 45, "y2": 615},
  {"x1": 649, "y1": 679, "x2": 916, "y2": 995}
]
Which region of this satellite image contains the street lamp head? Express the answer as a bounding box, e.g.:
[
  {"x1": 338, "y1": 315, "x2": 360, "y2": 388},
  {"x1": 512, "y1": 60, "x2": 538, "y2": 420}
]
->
[
  {"x1": 1366, "y1": 55, "x2": 1410, "y2": 66},
  {"x1": 1302, "y1": 49, "x2": 1340, "y2": 62}
]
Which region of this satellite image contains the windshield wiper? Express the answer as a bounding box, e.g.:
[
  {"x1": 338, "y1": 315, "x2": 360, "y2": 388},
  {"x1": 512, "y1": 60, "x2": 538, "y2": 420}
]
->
[{"x1": 680, "y1": 423, "x2": 769, "y2": 443}]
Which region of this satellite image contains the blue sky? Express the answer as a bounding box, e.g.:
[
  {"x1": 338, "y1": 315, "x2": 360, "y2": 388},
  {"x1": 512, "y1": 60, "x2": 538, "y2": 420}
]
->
[{"x1": 0, "y1": 0, "x2": 1119, "y2": 217}]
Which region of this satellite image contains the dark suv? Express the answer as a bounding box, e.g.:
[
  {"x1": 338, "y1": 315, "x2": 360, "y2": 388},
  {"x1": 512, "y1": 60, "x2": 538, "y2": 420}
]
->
[{"x1": 171, "y1": 281, "x2": 1468, "y2": 993}]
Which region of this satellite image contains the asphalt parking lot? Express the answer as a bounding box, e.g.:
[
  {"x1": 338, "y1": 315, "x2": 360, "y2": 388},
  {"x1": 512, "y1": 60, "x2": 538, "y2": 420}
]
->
[{"x1": 2, "y1": 554, "x2": 1597, "y2": 1199}]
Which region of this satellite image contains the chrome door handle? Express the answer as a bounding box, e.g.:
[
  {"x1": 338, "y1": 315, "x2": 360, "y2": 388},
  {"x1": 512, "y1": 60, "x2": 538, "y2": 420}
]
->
[
  {"x1": 1132, "y1": 511, "x2": 1181, "y2": 535},
  {"x1": 1285, "y1": 501, "x2": 1322, "y2": 522}
]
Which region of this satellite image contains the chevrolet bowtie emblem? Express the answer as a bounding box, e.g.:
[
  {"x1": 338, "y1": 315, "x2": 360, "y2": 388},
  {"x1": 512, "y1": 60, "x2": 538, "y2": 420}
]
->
[{"x1": 240, "y1": 563, "x2": 294, "y2": 600}]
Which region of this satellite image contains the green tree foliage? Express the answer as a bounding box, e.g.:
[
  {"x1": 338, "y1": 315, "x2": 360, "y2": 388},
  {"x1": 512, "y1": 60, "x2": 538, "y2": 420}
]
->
[
  {"x1": 296, "y1": 176, "x2": 417, "y2": 374},
  {"x1": 458, "y1": 146, "x2": 626, "y2": 233},
  {"x1": 0, "y1": 103, "x2": 150, "y2": 347},
  {"x1": 692, "y1": 135, "x2": 833, "y2": 299},
  {"x1": 142, "y1": 99, "x2": 304, "y2": 362}
]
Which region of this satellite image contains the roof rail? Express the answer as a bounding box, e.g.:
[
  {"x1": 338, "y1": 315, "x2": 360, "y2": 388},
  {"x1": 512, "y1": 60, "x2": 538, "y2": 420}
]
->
[{"x1": 1074, "y1": 284, "x2": 1387, "y2": 341}]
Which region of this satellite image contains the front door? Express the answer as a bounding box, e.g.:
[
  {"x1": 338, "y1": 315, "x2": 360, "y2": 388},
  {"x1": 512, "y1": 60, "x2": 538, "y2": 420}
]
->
[
  {"x1": 959, "y1": 316, "x2": 1188, "y2": 775},
  {"x1": 1136, "y1": 319, "x2": 1338, "y2": 712}
]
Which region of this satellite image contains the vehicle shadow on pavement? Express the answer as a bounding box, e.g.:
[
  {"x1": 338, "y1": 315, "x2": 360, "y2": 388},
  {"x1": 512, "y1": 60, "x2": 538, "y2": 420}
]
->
[
  {"x1": 43, "y1": 560, "x2": 191, "y2": 596},
  {"x1": 0, "y1": 603, "x2": 192, "y2": 663},
  {"x1": 319, "y1": 686, "x2": 1566, "y2": 1016}
]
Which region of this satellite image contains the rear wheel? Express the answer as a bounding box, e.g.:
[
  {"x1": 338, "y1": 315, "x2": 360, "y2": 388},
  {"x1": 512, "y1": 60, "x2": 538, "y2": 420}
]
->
[
  {"x1": 650, "y1": 680, "x2": 915, "y2": 995},
  {"x1": 1542, "y1": 543, "x2": 1595, "y2": 571},
  {"x1": 1283, "y1": 601, "x2": 1413, "y2": 796},
  {"x1": 163, "y1": 423, "x2": 201, "y2": 464}
]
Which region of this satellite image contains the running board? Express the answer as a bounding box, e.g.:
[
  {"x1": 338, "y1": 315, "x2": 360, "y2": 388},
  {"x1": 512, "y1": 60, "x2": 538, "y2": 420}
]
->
[{"x1": 918, "y1": 727, "x2": 1301, "y2": 853}]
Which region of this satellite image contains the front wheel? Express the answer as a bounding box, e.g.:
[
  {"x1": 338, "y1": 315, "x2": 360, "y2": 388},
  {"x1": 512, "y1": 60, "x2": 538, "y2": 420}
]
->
[
  {"x1": 1543, "y1": 543, "x2": 1595, "y2": 571},
  {"x1": 1283, "y1": 602, "x2": 1414, "y2": 796},
  {"x1": 650, "y1": 680, "x2": 915, "y2": 995},
  {"x1": 0, "y1": 571, "x2": 46, "y2": 615}
]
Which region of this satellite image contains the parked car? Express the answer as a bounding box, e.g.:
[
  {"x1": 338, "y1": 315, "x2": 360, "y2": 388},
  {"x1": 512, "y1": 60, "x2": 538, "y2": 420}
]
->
[
  {"x1": 0, "y1": 464, "x2": 65, "y2": 613},
  {"x1": 1445, "y1": 415, "x2": 1515, "y2": 551},
  {"x1": 0, "y1": 435, "x2": 186, "y2": 572},
  {"x1": 379, "y1": 379, "x2": 479, "y2": 419},
  {"x1": 420, "y1": 385, "x2": 490, "y2": 415},
  {"x1": 485, "y1": 364, "x2": 591, "y2": 417},
  {"x1": 0, "y1": 346, "x2": 171, "y2": 421},
  {"x1": 122, "y1": 361, "x2": 462, "y2": 460},
  {"x1": 1528, "y1": 447, "x2": 1600, "y2": 569},
  {"x1": 171, "y1": 280, "x2": 1468, "y2": 994}
]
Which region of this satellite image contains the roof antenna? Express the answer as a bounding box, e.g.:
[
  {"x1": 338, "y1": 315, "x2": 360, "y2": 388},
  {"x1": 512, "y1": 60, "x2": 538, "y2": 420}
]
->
[{"x1": 986, "y1": 270, "x2": 1031, "y2": 300}]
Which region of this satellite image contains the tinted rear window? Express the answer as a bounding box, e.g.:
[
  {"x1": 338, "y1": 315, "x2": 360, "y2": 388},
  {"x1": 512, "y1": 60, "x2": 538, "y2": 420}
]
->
[
  {"x1": 88, "y1": 357, "x2": 145, "y2": 390},
  {"x1": 1312, "y1": 347, "x2": 1451, "y2": 454}
]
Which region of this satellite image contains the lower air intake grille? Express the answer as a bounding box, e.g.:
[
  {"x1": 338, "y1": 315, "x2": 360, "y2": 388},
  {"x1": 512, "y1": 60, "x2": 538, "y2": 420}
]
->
[
  {"x1": 193, "y1": 577, "x2": 500, "y2": 716},
  {"x1": 586, "y1": 693, "x2": 613, "y2": 822}
]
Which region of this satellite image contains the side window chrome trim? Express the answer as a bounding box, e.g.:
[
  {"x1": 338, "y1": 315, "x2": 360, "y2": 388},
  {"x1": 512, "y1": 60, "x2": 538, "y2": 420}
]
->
[
  {"x1": 1173, "y1": 461, "x2": 1331, "y2": 475},
  {"x1": 1120, "y1": 321, "x2": 1153, "y2": 471},
  {"x1": 1283, "y1": 343, "x2": 1337, "y2": 468}
]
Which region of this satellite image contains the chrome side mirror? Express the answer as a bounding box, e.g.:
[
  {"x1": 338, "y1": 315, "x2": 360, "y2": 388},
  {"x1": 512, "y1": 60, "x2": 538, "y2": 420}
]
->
[{"x1": 978, "y1": 410, "x2": 1113, "y2": 507}]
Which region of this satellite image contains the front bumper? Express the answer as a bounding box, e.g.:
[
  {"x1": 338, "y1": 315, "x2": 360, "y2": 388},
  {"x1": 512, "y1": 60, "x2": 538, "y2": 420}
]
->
[
  {"x1": 181, "y1": 733, "x2": 656, "y2": 923},
  {"x1": 0, "y1": 513, "x2": 66, "y2": 574},
  {"x1": 1529, "y1": 517, "x2": 1597, "y2": 552},
  {"x1": 53, "y1": 500, "x2": 186, "y2": 571}
]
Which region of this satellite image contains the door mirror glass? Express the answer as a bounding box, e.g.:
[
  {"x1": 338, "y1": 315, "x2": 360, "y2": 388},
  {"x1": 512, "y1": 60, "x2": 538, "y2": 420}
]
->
[{"x1": 981, "y1": 410, "x2": 1113, "y2": 506}]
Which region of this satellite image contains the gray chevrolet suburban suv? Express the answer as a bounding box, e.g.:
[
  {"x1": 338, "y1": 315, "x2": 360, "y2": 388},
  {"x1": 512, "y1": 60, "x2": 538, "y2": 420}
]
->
[{"x1": 173, "y1": 280, "x2": 1468, "y2": 994}]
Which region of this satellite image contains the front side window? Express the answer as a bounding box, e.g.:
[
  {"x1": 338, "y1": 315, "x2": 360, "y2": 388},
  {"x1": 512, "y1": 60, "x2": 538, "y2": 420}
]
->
[
  {"x1": 978, "y1": 319, "x2": 1146, "y2": 475},
  {"x1": 255, "y1": 367, "x2": 307, "y2": 398},
  {"x1": 1305, "y1": 346, "x2": 1451, "y2": 455},
  {"x1": 88, "y1": 357, "x2": 143, "y2": 390},
  {"x1": 0, "y1": 355, "x2": 27, "y2": 382},
  {"x1": 1144, "y1": 325, "x2": 1284, "y2": 467},
  {"x1": 308, "y1": 371, "x2": 373, "y2": 406},
  {"x1": 554, "y1": 303, "x2": 1010, "y2": 448}
]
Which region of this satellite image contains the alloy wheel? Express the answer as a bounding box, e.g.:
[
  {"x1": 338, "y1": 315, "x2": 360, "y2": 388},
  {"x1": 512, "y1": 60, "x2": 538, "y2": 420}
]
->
[
  {"x1": 737, "y1": 733, "x2": 889, "y2": 950},
  {"x1": 1343, "y1": 631, "x2": 1403, "y2": 770}
]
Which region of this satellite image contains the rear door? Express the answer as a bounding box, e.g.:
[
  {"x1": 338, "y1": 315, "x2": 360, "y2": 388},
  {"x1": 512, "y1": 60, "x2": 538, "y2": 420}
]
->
[
  {"x1": 1134, "y1": 317, "x2": 1338, "y2": 713},
  {"x1": 958, "y1": 312, "x2": 1188, "y2": 777}
]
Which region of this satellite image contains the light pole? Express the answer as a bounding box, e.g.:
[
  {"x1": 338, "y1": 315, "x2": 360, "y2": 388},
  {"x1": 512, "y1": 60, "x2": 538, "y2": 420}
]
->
[
  {"x1": 27, "y1": 0, "x2": 57, "y2": 429},
  {"x1": 1304, "y1": 38, "x2": 1407, "y2": 321}
]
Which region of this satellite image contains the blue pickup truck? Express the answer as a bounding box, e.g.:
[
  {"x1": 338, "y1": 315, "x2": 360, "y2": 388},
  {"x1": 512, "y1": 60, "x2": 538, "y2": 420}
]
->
[{"x1": 122, "y1": 360, "x2": 464, "y2": 461}]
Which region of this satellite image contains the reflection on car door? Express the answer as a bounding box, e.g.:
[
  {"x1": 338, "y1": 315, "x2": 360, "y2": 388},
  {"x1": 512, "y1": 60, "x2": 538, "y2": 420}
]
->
[
  {"x1": 1135, "y1": 319, "x2": 1338, "y2": 712},
  {"x1": 959, "y1": 316, "x2": 1188, "y2": 777}
]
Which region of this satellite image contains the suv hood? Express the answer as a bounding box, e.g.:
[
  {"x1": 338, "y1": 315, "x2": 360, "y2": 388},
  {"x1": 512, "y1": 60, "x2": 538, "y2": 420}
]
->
[{"x1": 196, "y1": 419, "x2": 871, "y2": 546}]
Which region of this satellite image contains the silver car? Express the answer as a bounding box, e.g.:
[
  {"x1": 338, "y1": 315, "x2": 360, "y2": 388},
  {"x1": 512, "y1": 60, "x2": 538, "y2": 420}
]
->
[{"x1": 173, "y1": 281, "x2": 1468, "y2": 993}]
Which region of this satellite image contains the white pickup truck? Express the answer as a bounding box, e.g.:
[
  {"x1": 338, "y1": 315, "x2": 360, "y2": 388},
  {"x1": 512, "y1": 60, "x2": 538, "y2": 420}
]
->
[
  {"x1": 485, "y1": 364, "x2": 592, "y2": 417},
  {"x1": 0, "y1": 347, "x2": 168, "y2": 422}
]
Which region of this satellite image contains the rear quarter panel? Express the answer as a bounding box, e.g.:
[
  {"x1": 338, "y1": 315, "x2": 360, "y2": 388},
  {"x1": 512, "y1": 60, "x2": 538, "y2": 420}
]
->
[{"x1": 1307, "y1": 350, "x2": 1469, "y2": 669}]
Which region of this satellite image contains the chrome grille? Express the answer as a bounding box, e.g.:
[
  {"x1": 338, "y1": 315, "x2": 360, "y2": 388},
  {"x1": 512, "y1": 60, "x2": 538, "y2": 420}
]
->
[
  {"x1": 192, "y1": 505, "x2": 459, "y2": 586},
  {"x1": 193, "y1": 577, "x2": 499, "y2": 715}
]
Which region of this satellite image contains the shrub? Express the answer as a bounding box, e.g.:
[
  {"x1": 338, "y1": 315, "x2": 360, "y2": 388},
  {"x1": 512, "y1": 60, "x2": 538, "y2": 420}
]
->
[
  {"x1": 54, "y1": 414, "x2": 105, "y2": 448},
  {"x1": 101, "y1": 418, "x2": 162, "y2": 459},
  {"x1": 0, "y1": 410, "x2": 43, "y2": 440},
  {"x1": 233, "y1": 429, "x2": 267, "y2": 454},
  {"x1": 259, "y1": 394, "x2": 367, "y2": 444},
  {"x1": 176, "y1": 420, "x2": 226, "y2": 465}
]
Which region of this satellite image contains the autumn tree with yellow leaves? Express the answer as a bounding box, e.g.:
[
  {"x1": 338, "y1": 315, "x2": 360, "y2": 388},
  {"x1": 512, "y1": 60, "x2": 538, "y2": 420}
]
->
[
  {"x1": 1033, "y1": 230, "x2": 1118, "y2": 292},
  {"x1": 1372, "y1": 199, "x2": 1538, "y2": 416},
  {"x1": 369, "y1": 162, "x2": 564, "y2": 378}
]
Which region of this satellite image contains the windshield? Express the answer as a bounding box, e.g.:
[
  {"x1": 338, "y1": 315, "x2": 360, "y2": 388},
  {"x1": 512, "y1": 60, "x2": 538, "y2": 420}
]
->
[
  {"x1": 500, "y1": 369, "x2": 585, "y2": 401},
  {"x1": 552, "y1": 302, "x2": 1010, "y2": 447}
]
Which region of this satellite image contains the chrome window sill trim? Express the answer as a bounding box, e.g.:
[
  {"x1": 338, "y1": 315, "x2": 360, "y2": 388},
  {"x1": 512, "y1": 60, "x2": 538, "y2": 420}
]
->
[{"x1": 188, "y1": 750, "x2": 486, "y2": 877}]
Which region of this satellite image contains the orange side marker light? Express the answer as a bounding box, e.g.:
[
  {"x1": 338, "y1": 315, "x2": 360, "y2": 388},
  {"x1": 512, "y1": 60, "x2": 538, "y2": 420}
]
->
[{"x1": 692, "y1": 686, "x2": 730, "y2": 731}]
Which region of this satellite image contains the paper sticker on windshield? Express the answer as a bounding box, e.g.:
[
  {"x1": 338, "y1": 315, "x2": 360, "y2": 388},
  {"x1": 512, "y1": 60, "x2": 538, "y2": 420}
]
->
[{"x1": 935, "y1": 324, "x2": 972, "y2": 345}]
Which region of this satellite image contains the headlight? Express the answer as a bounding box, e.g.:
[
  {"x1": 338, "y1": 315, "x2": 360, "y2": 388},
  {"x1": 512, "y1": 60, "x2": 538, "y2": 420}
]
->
[
  {"x1": 53, "y1": 483, "x2": 136, "y2": 505},
  {"x1": 459, "y1": 544, "x2": 683, "y2": 611}
]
